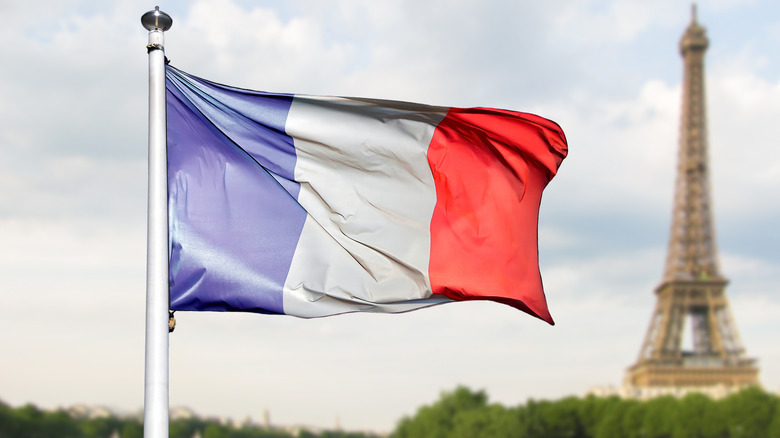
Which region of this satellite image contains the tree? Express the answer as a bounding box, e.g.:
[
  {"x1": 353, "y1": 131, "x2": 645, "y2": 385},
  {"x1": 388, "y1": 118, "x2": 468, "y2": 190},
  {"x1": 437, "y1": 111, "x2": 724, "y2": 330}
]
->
[
  {"x1": 578, "y1": 395, "x2": 621, "y2": 438},
  {"x1": 40, "y1": 409, "x2": 82, "y2": 438},
  {"x1": 80, "y1": 416, "x2": 121, "y2": 438},
  {"x1": 15, "y1": 404, "x2": 46, "y2": 438},
  {"x1": 521, "y1": 397, "x2": 585, "y2": 438},
  {"x1": 671, "y1": 393, "x2": 713, "y2": 438},
  {"x1": 642, "y1": 396, "x2": 676, "y2": 438},
  {"x1": 594, "y1": 398, "x2": 638, "y2": 438},
  {"x1": 170, "y1": 417, "x2": 209, "y2": 438},
  {"x1": 621, "y1": 399, "x2": 647, "y2": 438},
  {"x1": 392, "y1": 386, "x2": 489, "y2": 438},
  {"x1": 203, "y1": 423, "x2": 230, "y2": 438},
  {"x1": 766, "y1": 400, "x2": 780, "y2": 438},
  {"x1": 448, "y1": 403, "x2": 518, "y2": 438},
  {"x1": 721, "y1": 387, "x2": 777, "y2": 438},
  {"x1": 122, "y1": 421, "x2": 143, "y2": 438}
]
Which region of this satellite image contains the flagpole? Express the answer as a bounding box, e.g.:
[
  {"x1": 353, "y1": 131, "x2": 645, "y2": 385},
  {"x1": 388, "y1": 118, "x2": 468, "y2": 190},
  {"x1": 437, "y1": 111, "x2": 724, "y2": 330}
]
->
[{"x1": 141, "y1": 7, "x2": 173, "y2": 438}]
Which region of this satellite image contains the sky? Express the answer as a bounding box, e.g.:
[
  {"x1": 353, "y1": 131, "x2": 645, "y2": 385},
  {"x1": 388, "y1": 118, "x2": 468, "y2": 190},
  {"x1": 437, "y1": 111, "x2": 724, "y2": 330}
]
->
[{"x1": 1, "y1": 0, "x2": 778, "y2": 433}]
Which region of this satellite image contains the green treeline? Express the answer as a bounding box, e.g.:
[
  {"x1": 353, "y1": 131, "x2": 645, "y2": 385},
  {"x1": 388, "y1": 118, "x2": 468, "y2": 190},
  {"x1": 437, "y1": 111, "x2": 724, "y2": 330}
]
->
[
  {"x1": 0, "y1": 401, "x2": 375, "y2": 438},
  {"x1": 3, "y1": 387, "x2": 780, "y2": 438},
  {"x1": 392, "y1": 386, "x2": 780, "y2": 438}
]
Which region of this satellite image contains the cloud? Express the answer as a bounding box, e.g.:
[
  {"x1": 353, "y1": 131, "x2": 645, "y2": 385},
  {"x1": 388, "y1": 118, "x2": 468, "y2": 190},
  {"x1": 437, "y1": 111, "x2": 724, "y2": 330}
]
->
[
  {"x1": 165, "y1": 0, "x2": 356, "y2": 96},
  {"x1": 709, "y1": 68, "x2": 780, "y2": 216},
  {"x1": 550, "y1": 0, "x2": 681, "y2": 45}
]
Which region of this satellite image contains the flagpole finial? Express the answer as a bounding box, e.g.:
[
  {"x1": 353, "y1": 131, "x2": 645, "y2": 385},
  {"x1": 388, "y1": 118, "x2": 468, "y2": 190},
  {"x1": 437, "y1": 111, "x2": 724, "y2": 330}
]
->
[{"x1": 141, "y1": 6, "x2": 173, "y2": 32}]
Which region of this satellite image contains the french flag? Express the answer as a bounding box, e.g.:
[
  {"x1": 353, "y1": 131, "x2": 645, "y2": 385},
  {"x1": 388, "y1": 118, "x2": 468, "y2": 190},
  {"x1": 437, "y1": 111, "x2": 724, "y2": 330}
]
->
[{"x1": 165, "y1": 65, "x2": 567, "y2": 324}]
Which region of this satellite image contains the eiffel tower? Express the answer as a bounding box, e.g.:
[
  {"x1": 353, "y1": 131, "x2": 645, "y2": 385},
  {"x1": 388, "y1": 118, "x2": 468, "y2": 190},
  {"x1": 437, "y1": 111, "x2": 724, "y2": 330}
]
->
[{"x1": 624, "y1": 6, "x2": 759, "y2": 394}]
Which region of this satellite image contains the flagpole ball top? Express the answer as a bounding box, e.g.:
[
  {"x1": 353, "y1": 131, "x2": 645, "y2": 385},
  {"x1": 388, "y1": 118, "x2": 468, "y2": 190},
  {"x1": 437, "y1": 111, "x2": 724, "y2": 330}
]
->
[{"x1": 142, "y1": 6, "x2": 172, "y2": 31}]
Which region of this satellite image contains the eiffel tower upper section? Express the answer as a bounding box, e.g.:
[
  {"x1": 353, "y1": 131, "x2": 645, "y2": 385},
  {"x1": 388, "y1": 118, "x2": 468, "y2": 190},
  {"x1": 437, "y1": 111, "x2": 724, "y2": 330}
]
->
[{"x1": 662, "y1": 6, "x2": 721, "y2": 285}]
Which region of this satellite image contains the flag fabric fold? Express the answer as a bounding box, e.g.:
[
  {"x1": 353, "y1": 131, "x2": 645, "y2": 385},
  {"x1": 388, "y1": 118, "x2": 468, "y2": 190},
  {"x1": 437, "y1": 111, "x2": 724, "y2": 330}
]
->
[{"x1": 165, "y1": 65, "x2": 567, "y2": 324}]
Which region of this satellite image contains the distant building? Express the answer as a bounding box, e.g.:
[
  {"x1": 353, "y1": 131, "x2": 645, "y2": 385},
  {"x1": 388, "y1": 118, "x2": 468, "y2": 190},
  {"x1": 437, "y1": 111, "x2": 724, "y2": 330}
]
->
[
  {"x1": 67, "y1": 404, "x2": 114, "y2": 420},
  {"x1": 169, "y1": 406, "x2": 197, "y2": 420}
]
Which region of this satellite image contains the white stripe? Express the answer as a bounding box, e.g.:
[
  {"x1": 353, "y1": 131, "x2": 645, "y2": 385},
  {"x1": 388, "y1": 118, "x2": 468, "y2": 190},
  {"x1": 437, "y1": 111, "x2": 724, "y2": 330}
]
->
[{"x1": 281, "y1": 96, "x2": 449, "y2": 317}]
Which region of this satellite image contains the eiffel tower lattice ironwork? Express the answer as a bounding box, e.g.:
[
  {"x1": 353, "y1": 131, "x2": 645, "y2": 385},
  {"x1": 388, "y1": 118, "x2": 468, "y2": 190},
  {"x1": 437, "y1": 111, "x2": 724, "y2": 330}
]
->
[{"x1": 625, "y1": 7, "x2": 759, "y2": 391}]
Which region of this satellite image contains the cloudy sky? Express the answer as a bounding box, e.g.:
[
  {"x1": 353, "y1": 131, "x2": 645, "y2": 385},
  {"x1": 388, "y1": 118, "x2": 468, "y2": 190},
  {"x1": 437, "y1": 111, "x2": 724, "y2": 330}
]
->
[{"x1": 1, "y1": 0, "x2": 778, "y2": 433}]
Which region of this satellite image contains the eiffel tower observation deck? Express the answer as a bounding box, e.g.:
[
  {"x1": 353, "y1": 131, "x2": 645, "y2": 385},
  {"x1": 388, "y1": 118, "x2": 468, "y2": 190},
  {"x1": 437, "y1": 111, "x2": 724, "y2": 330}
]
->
[{"x1": 624, "y1": 6, "x2": 759, "y2": 397}]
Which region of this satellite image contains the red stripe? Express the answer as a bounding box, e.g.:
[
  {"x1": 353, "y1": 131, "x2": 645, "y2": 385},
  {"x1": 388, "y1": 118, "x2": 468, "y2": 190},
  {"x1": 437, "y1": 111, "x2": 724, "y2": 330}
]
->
[{"x1": 427, "y1": 108, "x2": 567, "y2": 324}]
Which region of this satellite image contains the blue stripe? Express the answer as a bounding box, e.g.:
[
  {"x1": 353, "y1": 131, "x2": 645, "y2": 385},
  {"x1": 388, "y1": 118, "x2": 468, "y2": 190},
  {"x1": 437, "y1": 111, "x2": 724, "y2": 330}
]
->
[{"x1": 166, "y1": 66, "x2": 305, "y2": 314}]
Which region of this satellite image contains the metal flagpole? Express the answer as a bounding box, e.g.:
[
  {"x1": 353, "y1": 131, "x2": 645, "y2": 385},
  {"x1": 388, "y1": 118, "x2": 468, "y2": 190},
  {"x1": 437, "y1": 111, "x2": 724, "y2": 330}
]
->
[{"x1": 141, "y1": 7, "x2": 173, "y2": 438}]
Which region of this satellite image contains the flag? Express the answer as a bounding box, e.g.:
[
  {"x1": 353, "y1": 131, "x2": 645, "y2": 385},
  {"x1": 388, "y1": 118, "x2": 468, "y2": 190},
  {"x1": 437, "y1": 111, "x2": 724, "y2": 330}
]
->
[{"x1": 165, "y1": 65, "x2": 567, "y2": 324}]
